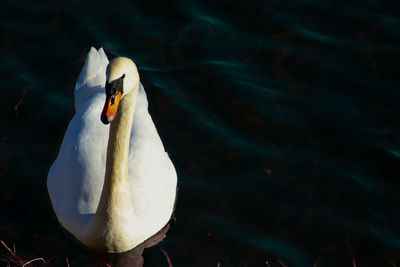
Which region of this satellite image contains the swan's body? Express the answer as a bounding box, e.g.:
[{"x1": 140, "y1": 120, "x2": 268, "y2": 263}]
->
[{"x1": 47, "y1": 47, "x2": 177, "y2": 253}]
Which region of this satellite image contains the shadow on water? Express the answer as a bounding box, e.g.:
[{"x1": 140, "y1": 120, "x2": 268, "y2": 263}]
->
[{"x1": 1, "y1": 0, "x2": 400, "y2": 266}]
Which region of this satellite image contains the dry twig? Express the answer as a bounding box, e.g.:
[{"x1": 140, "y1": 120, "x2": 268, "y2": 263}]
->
[
  {"x1": 14, "y1": 90, "x2": 27, "y2": 117},
  {"x1": 160, "y1": 248, "x2": 173, "y2": 267},
  {"x1": 277, "y1": 259, "x2": 288, "y2": 267},
  {"x1": 1, "y1": 240, "x2": 45, "y2": 266}
]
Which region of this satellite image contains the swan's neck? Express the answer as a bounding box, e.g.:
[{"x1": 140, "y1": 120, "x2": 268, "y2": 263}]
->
[
  {"x1": 85, "y1": 87, "x2": 139, "y2": 252},
  {"x1": 100, "y1": 88, "x2": 137, "y2": 216}
]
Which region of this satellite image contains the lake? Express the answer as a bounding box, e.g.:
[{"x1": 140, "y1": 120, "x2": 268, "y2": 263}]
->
[{"x1": 0, "y1": 0, "x2": 399, "y2": 266}]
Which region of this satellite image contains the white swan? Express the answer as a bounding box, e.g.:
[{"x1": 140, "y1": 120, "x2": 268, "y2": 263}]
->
[{"x1": 47, "y1": 47, "x2": 177, "y2": 253}]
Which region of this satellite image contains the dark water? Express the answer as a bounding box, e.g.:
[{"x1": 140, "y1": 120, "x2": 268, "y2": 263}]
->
[{"x1": 1, "y1": 0, "x2": 400, "y2": 266}]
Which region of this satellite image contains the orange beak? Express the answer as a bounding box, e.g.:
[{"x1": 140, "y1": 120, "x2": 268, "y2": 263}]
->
[{"x1": 101, "y1": 92, "x2": 122, "y2": 124}]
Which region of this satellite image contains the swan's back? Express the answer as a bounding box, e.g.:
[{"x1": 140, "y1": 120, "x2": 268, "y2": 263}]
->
[{"x1": 47, "y1": 48, "x2": 177, "y2": 244}]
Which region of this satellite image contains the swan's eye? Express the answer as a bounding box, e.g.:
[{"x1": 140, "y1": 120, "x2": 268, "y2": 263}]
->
[{"x1": 105, "y1": 74, "x2": 125, "y2": 97}]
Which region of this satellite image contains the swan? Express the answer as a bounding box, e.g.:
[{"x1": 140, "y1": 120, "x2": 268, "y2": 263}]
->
[{"x1": 47, "y1": 47, "x2": 177, "y2": 253}]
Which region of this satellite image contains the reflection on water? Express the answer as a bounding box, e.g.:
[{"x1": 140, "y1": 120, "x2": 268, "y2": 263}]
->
[
  {"x1": 85, "y1": 224, "x2": 170, "y2": 267},
  {"x1": 0, "y1": 0, "x2": 400, "y2": 266}
]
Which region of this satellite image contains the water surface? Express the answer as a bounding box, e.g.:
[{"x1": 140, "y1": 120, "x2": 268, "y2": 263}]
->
[{"x1": 0, "y1": 0, "x2": 400, "y2": 266}]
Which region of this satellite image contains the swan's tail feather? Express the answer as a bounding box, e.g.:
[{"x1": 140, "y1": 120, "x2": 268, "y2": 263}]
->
[
  {"x1": 75, "y1": 47, "x2": 98, "y2": 89},
  {"x1": 74, "y1": 47, "x2": 109, "y2": 112},
  {"x1": 98, "y1": 48, "x2": 109, "y2": 68}
]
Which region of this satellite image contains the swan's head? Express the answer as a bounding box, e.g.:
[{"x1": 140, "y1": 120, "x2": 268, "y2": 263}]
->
[{"x1": 101, "y1": 57, "x2": 139, "y2": 124}]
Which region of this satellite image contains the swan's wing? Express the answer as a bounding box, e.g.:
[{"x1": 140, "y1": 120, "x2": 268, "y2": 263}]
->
[
  {"x1": 48, "y1": 91, "x2": 109, "y2": 236},
  {"x1": 74, "y1": 47, "x2": 109, "y2": 112},
  {"x1": 128, "y1": 84, "x2": 177, "y2": 223}
]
